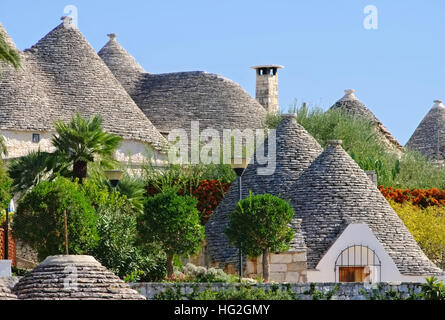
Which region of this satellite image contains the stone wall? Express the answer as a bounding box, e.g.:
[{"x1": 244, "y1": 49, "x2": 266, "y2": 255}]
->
[
  {"x1": 246, "y1": 251, "x2": 307, "y2": 283},
  {"x1": 130, "y1": 282, "x2": 423, "y2": 300},
  {"x1": 15, "y1": 240, "x2": 38, "y2": 269}
]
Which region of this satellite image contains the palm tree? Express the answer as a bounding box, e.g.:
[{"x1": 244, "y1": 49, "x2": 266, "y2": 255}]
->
[
  {"x1": 8, "y1": 150, "x2": 57, "y2": 193},
  {"x1": 52, "y1": 113, "x2": 123, "y2": 184},
  {"x1": 0, "y1": 32, "x2": 20, "y2": 71}
]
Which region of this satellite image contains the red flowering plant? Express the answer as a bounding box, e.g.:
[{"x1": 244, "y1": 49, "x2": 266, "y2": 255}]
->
[
  {"x1": 146, "y1": 180, "x2": 231, "y2": 224},
  {"x1": 379, "y1": 186, "x2": 445, "y2": 208}
]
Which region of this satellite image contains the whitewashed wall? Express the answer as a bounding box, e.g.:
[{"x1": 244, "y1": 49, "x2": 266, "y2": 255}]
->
[
  {"x1": 1, "y1": 130, "x2": 165, "y2": 166},
  {"x1": 307, "y1": 223, "x2": 445, "y2": 283}
]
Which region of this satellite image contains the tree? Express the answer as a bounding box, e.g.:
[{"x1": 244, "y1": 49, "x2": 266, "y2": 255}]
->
[
  {"x1": 0, "y1": 162, "x2": 11, "y2": 209},
  {"x1": 0, "y1": 32, "x2": 20, "y2": 72},
  {"x1": 8, "y1": 150, "x2": 71, "y2": 193},
  {"x1": 137, "y1": 188, "x2": 204, "y2": 278},
  {"x1": 81, "y1": 178, "x2": 166, "y2": 281},
  {"x1": 225, "y1": 192, "x2": 295, "y2": 281},
  {"x1": 12, "y1": 177, "x2": 98, "y2": 260},
  {"x1": 52, "y1": 113, "x2": 122, "y2": 184}
]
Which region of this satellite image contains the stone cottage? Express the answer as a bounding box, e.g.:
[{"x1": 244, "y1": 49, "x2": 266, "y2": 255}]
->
[
  {"x1": 205, "y1": 114, "x2": 322, "y2": 280},
  {"x1": 206, "y1": 117, "x2": 444, "y2": 282},
  {"x1": 0, "y1": 18, "x2": 167, "y2": 165},
  {"x1": 288, "y1": 139, "x2": 443, "y2": 282},
  {"x1": 0, "y1": 17, "x2": 283, "y2": 165},
  {"x1": 98, "y1": 35, "x2": 269, "y2": 139},
  {"x1": 406, "y1": 100, "x2": 445, "y2": 162}
]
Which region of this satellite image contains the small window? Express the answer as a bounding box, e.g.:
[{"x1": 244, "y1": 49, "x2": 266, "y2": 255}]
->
[{"x1": 32, "y1": 134, "x2": 40, "y2": 144}]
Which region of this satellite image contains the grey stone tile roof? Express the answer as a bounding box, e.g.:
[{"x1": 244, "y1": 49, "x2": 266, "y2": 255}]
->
[
  {"x1": 0, "y1": 24, "x2": 55, "y2": 132},
  {"x1": 405, "y1": 100, "x2": 445, "y2": 161},
  {"x1": 205, "y1": 114, "x2": 321, "y2": 267},
  {"x1": 0, "y1": 278, "x2": 18, "y2": 300},
  {"x1": 98, "y1": 37, "x2": 267, "y2": 135},
  {"x1": 330, "y1": 90, "x2": 403, "y2": 153},
  {"x1": 288, "y1": 140, "x2": 443, "y2": 276},
  {"x1": 13, "y1": 255, "x2": 146, "y2": 300},
  {"x1": 0, "y1": 21, "x2": 167, "y2": 151},
  {"x1": 98, "y1": 34, "x2": 146, "y2": 97}
]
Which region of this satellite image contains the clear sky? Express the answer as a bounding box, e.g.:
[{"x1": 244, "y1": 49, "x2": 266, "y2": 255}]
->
[{"x1": 1, "y1": 0, "x2": 444, "y2": 145}]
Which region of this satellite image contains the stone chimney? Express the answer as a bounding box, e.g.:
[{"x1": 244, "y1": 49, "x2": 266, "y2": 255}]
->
[
  {"x1": 365, "y1": 170, "x2": 378, "y2": 186},
  {"x1": 251, "y1": 65, "x2": 283, "y2": 113},
  {"x1": 107, "y1": 33, "x2": 117, "y2": 41},
  {"x1": 433, "y1": 100, "x2": 444, "y2": 108}
]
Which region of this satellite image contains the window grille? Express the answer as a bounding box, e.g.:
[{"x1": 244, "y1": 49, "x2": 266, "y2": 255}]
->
[{"x1": 334, "y1": 245, "x2": 381, "y2": 283}]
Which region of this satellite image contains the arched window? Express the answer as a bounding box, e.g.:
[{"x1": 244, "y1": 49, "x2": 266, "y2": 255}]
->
[{"x1": 334, "y1": 245, "x2": 381, "y2": 283}]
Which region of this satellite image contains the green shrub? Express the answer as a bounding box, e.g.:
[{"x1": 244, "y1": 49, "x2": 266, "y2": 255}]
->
[
  {"x1": 137, "y1": 187, "x2": 205, "y2": 279},
  {"x1": 225, "y1": 192, "x2": 294, "y2": 282},
  {"x1": 154, "y1": 284, "x2": 298, "y2": 300},
  {"x1": 12, "y1": 177, "x2": 98, "y2": 261},
  {"x1": 389, "y1": 200, "x2": 445, "y2": 268},
  {"x1": 421, "y1": 276, "x2": 445, "y2": 300},
  {"x1": 289, "y1": 102, "x2": 445, "y2": 189},
  {"x1": 82, "y1": 178, "x2": 166, "y2": 282},
  {"x1": 0, "y1": 161, "x2": 11, "y2": 209}
]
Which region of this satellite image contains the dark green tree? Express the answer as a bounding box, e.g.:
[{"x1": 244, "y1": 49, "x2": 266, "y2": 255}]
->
[
  {"x1": 8, "y1": 151, "x2": 71, "y2": 193},
  {"x1": 52, "y1": 113, "x2": 123, "y2": 183},
  {"x1": 225, "y1": 192, "x2": 295, "y2": 281},
  {"x1": 137, "y1": 188, "x2": 204, "y2": 278},
  {"x1": 12, "y1": 177, "x2": 98, "y2": 260},
  {"x1": 0, "y1": 162, "x2": 11, "y2": 209}
]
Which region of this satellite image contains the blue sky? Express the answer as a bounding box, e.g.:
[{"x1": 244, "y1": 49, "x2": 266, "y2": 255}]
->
[{"x1": 1, "y1": 0, "x2": 444, "y2": 145}]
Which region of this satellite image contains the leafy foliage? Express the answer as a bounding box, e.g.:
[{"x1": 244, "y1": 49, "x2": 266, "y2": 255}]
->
[
  {"x1": 289, "y1": 102, "x2": 445, "y2": 189},
  {"x1": 380, "y1": 187, "x2": 445, "y2": 207},
  {"x1": 421, "y1": 276, "x2": 445, "y2": 300},
  {"x1": 303, "y1": 283, "x2": 338, "y2": 300},
  {"x1": 52, "y1": 113, "x2": 123, "y2": 182},
  {"x1": 8, "y1": 151, "x2": 69, "y2": 193},
  {"x1": 389, "y1": 200, "x2": 445, "y2": 268},
  {"x1": 0, "y1": 161, "x2": 11, "y2": 209},
  {"x1": 137, "y1": 187, "x2": 205, "y2": 278},
  {"x1": 81, "y1": 178, "x2": 166, "y2": 281},
  {"x1": 12, "y1": 177, "x2": 98, "y2": 261},
  {"x1": 225, "y1": 192, "x2": 294, "y2": 281},
  {"x1": 154, "y1": 283, "x2": 299, "y2": 300},
  {"x1": 225, "y1": 192, "x2": 295, "y2": 257}
]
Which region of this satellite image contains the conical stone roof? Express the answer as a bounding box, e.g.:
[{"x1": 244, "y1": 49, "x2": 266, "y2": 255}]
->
[
  {"x1": 206, "y1": 114, "x2": 322, "y2": 267},
  {"x1": 0, "y1": 23, "x2": 55, "y2": 132},
  {"x1": 98, "y1": 37, "x2": 267, "y2": 136},
  {"x1": 406, "y1": 100, "x2": 445, "y2": 161},
  {"x1": 98, "y1": 34, "x2": 146, "y2": 96},
  {"x1": 13, "y1": 255, "x2": 145, "y2": 300},
  {"x1": 0, "y1": 278, "x2": 18, "y2": 300},
  {"x1": 21, "y1": 18, "x2": 166, "y2": 151},
  {"x1": 288, "y1": 140, "x2": 443, "y2": 275},
  {"x1": 330, "y1": 89, "x2": 403, "y2": 153},
  {"x1": 0, "y1": 23, "x2": 18, "y2": 50}
]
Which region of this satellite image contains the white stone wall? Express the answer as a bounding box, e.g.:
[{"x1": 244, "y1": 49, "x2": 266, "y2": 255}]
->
[
  {"x1": 2, "y1": 130, "x2": 55, "y2": 159},
  {"x1": 1, "y1": 130, "x2": 166, "y2": 166},
  {"x1": 246, "y1": 251, "x2": 307, "y2": 283}
]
